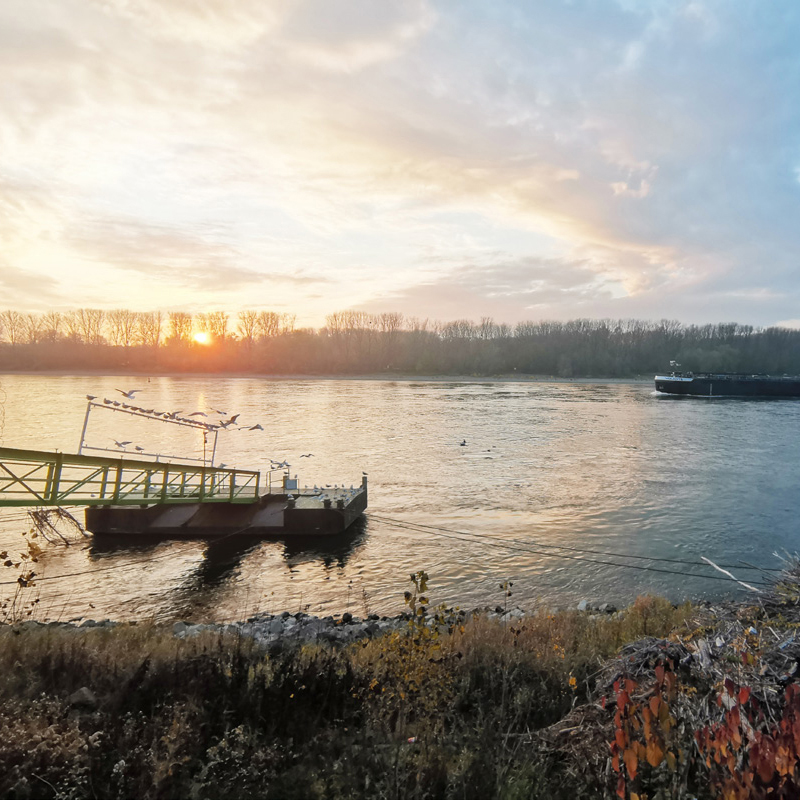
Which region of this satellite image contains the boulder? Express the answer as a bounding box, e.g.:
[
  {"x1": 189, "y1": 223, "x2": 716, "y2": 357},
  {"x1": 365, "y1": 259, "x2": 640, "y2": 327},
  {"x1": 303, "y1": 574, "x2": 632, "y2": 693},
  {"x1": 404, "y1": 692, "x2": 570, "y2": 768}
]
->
[{"x1": 69, "y1": 687, "x2": 98, "y2": 710}]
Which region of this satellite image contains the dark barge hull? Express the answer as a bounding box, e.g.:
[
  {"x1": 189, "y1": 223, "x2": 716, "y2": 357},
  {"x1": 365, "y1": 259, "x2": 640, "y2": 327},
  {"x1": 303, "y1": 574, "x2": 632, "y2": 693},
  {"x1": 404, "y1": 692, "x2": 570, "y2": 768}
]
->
[
  {"x1": 85, "y1": 486, "x2": 368, "y2": 538},
  {"x1": 655, "y1": 373, "x2": 800, "y2": 397}
]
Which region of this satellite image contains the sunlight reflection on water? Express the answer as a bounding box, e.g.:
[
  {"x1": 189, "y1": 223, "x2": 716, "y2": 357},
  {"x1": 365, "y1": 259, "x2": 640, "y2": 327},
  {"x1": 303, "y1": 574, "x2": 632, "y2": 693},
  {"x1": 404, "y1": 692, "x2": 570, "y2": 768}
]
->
[{"x1": 1, "y1": 374, "x2": 799, "y2": 621}]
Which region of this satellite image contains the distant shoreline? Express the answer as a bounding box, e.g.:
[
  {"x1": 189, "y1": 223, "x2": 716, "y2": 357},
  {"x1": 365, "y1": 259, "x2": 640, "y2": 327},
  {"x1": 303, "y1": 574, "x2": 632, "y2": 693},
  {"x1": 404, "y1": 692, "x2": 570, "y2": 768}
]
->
[{"x1": 0, "y1": 369, "x2": 651, "y2": 384}]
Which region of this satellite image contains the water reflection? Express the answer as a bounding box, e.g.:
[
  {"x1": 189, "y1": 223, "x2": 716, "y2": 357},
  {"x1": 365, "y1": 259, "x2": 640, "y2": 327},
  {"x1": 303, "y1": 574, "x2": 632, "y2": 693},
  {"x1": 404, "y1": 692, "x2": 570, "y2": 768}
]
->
[
  {"x1": 3, "y1": 375, "x2": 800, "y2": 620},
  {"x1": 281, "y1": 517, "x2": 368, "y2": 568}
]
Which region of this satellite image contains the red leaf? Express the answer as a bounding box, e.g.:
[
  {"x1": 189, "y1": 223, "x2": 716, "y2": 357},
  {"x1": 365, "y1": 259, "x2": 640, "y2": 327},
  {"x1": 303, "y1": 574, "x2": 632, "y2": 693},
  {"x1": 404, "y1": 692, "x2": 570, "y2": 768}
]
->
[
  {"x1": 738, "y1": 687, "x2": 751, "y2": 705},
  {"x1": 616, "y1": 774, "x2": 626, "y2": 799},
  {"x1": 655, "y1": 664, "x2": 665, "y2": 686}
]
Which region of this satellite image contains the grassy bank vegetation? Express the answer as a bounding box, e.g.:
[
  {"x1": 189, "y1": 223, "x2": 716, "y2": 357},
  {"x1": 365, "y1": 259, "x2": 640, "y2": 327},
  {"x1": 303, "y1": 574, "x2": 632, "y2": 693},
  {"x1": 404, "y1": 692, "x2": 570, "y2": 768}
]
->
[
  {"x1": 0, "y1": 587, "x2": 693, "y2": 800},
  {"x1": 4, "y1": 567, "x2": 800, "y2": 799}
]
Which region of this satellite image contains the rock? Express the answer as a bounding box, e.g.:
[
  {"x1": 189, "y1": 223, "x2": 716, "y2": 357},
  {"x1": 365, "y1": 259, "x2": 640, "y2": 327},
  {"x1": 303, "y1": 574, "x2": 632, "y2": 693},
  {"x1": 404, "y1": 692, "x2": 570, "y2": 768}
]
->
[
  {"x1": 172, "y1": 621, "x2": 189, "y2": 636},
  {"x1": 598, "y1": 603, "x2": 617, "y2": 614},
  {"x1": 342, "y1": 612, "x2": 353, "y2": 624},
  {"x1": 69, "y1": 687, "x2": 98, "y2": 710},
  {"x1": 80, "y1": 619, "x2": 100, "y2": 627},
  {"x1": 268, "y1": 618, "x2": 284, "y2": 635},
  {"x1": 577, "y1": 600, "x2": 590, "y2": 612}
]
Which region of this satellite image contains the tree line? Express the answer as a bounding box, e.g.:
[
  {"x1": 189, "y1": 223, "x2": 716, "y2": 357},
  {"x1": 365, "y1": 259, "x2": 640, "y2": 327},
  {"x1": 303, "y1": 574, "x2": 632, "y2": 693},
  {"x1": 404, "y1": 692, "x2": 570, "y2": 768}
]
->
[{"x1": 0, "y1": 308, "x2": 798, "y2": 377}]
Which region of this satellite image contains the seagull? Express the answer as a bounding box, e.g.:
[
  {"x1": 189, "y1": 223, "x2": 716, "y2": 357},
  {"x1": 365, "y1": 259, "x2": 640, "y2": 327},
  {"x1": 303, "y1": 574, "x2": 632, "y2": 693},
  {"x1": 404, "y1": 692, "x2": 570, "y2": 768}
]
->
[
  {"x1": 116, "y1": 388, "x2": 143, "y2": 399},
  {"x1": 460, "y1": 439, "x2": 467, "y2": 446},
  {"x1": 219, "y1": 414, "x2": 240, "y2": 428},
  {"x1": 299, "y1": 453, "x2": 313, "y2": 457},
  {"x1": 248, "y1": 424, "x2": 263, "y2": 431},
  {"x1": 103, "y1": 399, "x2": 112, "y2": 405},
  {"x1": 113, "y1": 440, "x2": 132, "y2": 449},
  {"x1": 86, "y1": 395, "x2": 97, "y2": 401},
  {"x1": 134, "y1": 446, "x2": 145, "y2": 452},
  {"x1": 188, "y1": 411, "x2": 208, "y2": 417},
  {"x1": 212, "y1": 408, "x2": 227, "y2": 416}
]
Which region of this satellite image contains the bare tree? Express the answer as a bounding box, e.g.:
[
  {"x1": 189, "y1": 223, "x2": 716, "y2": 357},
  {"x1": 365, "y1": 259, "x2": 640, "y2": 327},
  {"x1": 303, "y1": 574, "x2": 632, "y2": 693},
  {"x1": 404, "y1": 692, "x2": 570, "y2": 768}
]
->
[
  {"x1": 23, "y1": 313, "x2": 44, "y2": 344},
  {"x1": 73, "y1": 308, "x2": 106, "y2": 344},
  {"x1": 257, "y1": 311, "x2": 281, "y2": 338},
  {"x1": 63, "y1": 311, "x2": 83, "y2": 342},
  {"x1": 168, "y1": 311, "x2": 193, "y2": 344},
  {"x1": 237, "y1": 310, "x2": 259, "y2": 346},
  {"x1": 197, "y1": 311, "x2": 228, "y2": 341},
  {"x1": 280, "y1": 313, "x2": 296, "y2": 335},
  {"x1": 41, "y1": 311, "x2": 62, "y2": 342},
  {"x1": 0, "y1": 310, "x2": 25, "y2": 344},
  {"x1": 107, "y1": 309, "x2": 139, "y2": 347},
  {"x1": 137, "y1": 311, "x2": 163, "y2": 347}
]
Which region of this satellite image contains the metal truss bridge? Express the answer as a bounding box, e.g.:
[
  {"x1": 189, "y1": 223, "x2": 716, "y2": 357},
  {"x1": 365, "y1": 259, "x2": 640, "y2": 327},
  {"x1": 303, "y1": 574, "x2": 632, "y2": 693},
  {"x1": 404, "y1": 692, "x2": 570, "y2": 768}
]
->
[{"x1": 0, "y1": 447, "x2": 261, "y2": 508}]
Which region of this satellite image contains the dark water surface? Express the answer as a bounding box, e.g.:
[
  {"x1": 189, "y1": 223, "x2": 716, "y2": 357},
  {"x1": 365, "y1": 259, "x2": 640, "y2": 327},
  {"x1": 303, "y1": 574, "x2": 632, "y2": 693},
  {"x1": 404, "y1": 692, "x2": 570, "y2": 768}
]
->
[{"x1": 0, "y1": 375, "x2": 797, "y2": 621}]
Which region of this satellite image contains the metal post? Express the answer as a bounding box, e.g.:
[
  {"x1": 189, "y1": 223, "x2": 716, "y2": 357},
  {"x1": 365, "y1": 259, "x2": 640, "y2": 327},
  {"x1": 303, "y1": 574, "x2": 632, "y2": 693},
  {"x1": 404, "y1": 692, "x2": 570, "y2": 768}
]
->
[
  {"x1": 78, "y1": 402, "x2": 93, "y2": 455},
  {"x1": 46, "y1": 454, "x2": 63, "y2": 504},
  {"x1": 210, "y1": 430, "x2": 218, "y2": 467}
]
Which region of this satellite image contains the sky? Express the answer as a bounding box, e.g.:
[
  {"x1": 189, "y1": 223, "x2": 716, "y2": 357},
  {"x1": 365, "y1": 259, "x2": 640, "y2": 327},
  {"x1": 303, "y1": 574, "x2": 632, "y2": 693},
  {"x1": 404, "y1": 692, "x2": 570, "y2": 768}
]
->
[{"x1": 1, "y1": 0, "x2": 799, "y2": 329}]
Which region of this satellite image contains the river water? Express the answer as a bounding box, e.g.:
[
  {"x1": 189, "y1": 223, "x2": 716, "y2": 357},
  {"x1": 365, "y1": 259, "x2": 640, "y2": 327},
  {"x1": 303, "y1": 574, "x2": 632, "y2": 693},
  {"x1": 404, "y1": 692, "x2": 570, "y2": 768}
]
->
[{"x1": 0, "y1": 374, "x2": 797, "y2": 622}]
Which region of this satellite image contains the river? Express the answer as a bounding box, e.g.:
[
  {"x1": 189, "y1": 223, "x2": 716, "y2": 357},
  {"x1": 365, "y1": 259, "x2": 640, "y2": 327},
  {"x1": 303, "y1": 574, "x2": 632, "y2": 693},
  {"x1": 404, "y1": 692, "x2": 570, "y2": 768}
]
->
[{"x1": 0, "y1": 374, "x2": 797, "y2": 621}]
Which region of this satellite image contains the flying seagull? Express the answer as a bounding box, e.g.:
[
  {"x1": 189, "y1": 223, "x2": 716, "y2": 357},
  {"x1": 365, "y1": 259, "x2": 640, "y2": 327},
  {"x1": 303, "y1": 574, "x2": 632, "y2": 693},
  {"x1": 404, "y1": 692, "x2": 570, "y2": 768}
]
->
[
  {"x1": 188, "y1": 411, "x2": 208, "y2": 417},
  {"x1": 248, "y1": 424, "x2": 263, "y2": 431},
  {"x1": 299, "y1": 453, "x2": 313, "y2": 458},
  {"x1": 116, "y1": 388, "x2": 143, "y2": 399},
  {"x1": 113, "y1": 440, "x2": 132, "y2": 448},
  {"x1": 219, "y1": 414, "x2": 240, "y2": 428}
]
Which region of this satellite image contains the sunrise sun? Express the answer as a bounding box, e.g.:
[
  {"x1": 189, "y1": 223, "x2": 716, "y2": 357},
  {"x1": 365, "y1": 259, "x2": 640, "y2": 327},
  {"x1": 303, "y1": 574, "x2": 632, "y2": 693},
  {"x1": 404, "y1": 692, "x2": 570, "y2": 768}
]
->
[{"x1": 193, "y1": 331, "x2": 210, "y2": 345}]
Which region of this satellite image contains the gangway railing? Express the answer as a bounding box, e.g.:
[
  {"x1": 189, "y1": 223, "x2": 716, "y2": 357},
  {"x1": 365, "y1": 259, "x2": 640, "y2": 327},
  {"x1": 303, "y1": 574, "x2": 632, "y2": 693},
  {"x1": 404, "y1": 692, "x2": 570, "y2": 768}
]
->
[{"x1": 0, "y1": 447, "x2": 260, "y2": 508}]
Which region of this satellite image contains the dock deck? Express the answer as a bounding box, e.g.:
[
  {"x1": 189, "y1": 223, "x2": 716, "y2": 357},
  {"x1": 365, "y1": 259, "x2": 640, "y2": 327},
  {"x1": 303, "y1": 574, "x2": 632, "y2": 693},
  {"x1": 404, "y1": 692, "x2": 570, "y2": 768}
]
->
[
  {"x1": 84, "y1": 483, "x2": 368, "y2": 537},
  {"x1": 0, "y1": 446, "x2": 367, "y2": 537}
]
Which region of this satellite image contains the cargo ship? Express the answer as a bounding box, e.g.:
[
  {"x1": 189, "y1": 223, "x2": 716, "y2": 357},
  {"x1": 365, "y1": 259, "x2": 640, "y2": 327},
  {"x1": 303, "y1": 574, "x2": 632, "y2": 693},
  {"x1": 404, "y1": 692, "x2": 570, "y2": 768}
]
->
[{"x1": 655, "y1": 369, "x2": 800, "y2": 397}]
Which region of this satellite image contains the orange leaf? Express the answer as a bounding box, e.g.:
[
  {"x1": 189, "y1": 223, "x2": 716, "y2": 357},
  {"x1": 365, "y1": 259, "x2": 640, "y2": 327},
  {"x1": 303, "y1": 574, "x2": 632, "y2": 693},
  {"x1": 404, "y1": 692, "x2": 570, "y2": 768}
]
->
[
  {"x1": 616, "y1": 774, "x2": 626, "y2": 799},
  {"x1": 666, "y1": 750, "x2": 677, "y2": 771},
  {"x1": 649, "y1": 695, "x2": 661, "y2": 716},
  {"x1": 646, "y1": 737, "x2": 665, "y2": 767},
  {"x1": 616, "y1": 729, "x2": 628, "y2": 749},
  {"x1": 642, "y1": 706, "x2": 653, "y2": 740},
  {"x1": 624, "y1": 747, "x2": 638, "y2": 779}
]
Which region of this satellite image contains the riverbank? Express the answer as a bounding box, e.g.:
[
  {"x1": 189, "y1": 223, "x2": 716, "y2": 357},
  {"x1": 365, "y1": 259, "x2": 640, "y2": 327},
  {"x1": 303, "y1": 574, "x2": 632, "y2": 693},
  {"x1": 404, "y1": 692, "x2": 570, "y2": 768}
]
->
[
  {"x1": 0, "y1": 368, "x2": 651, "y2": 383},
  {"x1": 3, "y1": 571, "x2": 800, "y2": 799}
]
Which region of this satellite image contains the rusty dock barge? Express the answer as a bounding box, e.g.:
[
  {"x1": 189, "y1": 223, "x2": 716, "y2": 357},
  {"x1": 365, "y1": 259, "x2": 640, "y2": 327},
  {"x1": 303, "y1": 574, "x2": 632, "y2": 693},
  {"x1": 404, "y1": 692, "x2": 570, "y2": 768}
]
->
[{"x1": 0, "y1": 446, "x2": 368, "y2": 538}]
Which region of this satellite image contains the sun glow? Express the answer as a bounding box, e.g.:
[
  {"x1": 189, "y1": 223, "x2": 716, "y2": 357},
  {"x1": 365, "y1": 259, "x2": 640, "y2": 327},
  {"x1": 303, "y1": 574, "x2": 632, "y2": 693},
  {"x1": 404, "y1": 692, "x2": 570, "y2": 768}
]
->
[{"x1": 193, "y1": 331, "x2": 211, "y2": 345}]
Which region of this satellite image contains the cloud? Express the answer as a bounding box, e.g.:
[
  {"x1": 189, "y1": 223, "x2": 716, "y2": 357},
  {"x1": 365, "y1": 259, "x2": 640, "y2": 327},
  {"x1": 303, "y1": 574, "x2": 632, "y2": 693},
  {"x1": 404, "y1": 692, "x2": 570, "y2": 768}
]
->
[
  {"x1": 1, "y1": 0, "x2": 800, "y2": 326},
  {"x1": 357, "y1": 255, "x2": 619, "y2": 323},
  {"x1": 0, "y1": 261, "x2": 60, "y2": 305}
]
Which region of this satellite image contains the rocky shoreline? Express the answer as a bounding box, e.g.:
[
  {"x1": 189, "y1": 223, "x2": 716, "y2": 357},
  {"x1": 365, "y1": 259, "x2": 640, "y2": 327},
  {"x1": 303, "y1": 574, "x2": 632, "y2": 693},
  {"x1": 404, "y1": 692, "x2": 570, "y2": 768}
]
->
[{"x1": 8, "y1": 601, "x2": 623, "y2": 647}]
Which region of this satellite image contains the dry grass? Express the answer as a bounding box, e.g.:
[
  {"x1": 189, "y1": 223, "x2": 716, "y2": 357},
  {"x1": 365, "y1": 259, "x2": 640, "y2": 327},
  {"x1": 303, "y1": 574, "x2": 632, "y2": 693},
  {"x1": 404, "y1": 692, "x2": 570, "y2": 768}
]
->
[{"x1": 0, "y1": 596, "x2": 699, "y2": 799}]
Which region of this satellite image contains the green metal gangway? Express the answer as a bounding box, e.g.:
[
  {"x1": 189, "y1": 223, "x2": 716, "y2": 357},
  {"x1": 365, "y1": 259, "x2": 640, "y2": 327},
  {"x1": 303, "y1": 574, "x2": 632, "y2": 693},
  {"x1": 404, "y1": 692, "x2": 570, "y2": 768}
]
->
[{"x1": 0, "y1": 446, "x2": 261, "y2": 508}]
